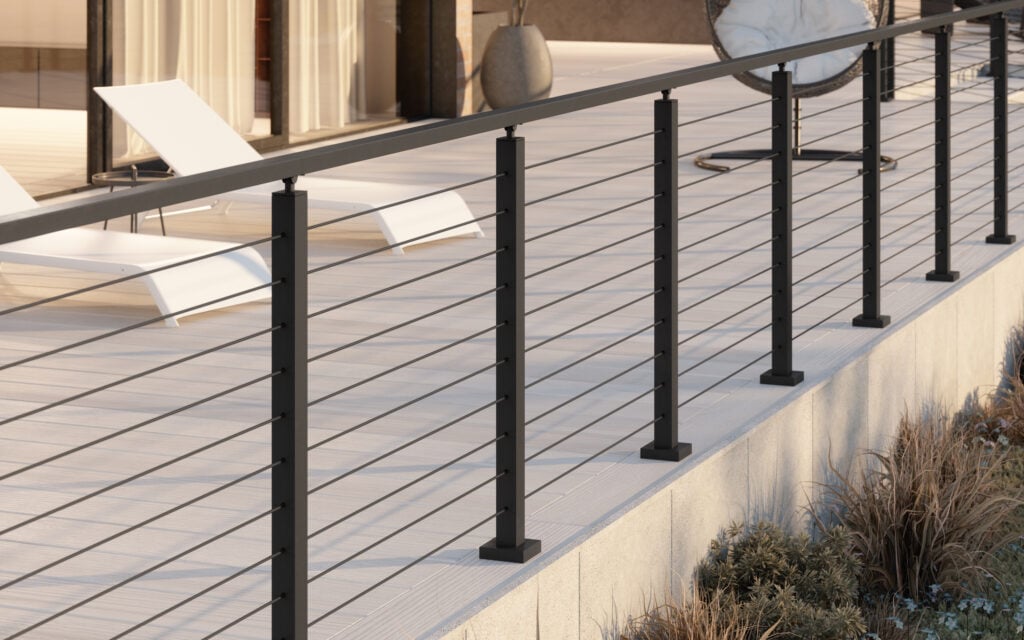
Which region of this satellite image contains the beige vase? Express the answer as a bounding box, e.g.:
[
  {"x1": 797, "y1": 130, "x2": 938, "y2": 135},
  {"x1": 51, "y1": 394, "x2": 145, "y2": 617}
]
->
[{"x1": 480, "y1": 25, "x2": 553, "y2": 109}]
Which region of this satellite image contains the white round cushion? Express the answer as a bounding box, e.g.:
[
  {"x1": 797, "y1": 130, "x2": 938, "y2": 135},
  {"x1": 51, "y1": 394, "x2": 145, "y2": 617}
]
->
[{"x1": 715, "y1": 0, "x2": 874, "y2": 85}]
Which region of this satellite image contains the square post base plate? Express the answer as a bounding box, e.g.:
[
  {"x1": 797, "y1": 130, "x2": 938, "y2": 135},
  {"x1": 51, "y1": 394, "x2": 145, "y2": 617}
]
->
[
  {"x1": 640, "y1": 441, "x2": 693, "y2": 461},
  {"x1": 479, "y1": 538, "x2": 541, "y2": 563},
  {"x1": 760, "y1": 370, "x2": 804, "y2": 386},
  {"x1": 926, "y1": 270, "x2": 960, "y2": 282},
  {"x1": 852, "y1": 314, "x2": 891, "y2": 328},
  {"x1": 986, "y1": 234, "x2": 1016, "y2": 245}
]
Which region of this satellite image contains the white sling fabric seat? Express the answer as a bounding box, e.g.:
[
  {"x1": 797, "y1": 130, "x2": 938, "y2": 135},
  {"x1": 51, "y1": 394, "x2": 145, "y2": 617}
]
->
[
  {"x1": 0, "y1": 166, "x2": 271, "y2": 326},
  {"x1": 95, "y1": 80, "x2": 484, "y2": 255}
]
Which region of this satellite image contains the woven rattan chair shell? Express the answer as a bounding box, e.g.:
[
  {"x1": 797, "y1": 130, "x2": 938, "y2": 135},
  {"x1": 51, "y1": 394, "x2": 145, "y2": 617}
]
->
[{"x1": 705, "y1": 0, "x2": 885, "y2": 98}]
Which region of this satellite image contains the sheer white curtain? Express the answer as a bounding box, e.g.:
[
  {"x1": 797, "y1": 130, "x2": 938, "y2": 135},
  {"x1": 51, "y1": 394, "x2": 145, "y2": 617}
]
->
[
  {"x1": 113, "y1": 0, "x2": 255, "y2": 159},
  {"x1": 290, "y1": 0, "x2": 366, "y2": 134}
]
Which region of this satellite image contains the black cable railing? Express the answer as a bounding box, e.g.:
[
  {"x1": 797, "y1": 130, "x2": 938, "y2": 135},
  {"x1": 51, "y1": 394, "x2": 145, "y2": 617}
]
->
[{"x1": 3, "y1": 3, "x2": 1023, "y2": 637}]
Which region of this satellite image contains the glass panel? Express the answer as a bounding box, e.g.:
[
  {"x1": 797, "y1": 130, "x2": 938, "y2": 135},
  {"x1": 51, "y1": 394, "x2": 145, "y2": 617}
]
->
[
  {"x1": 288, "y1": 0, "x2": 398, "y2": 143},
  {"x1": 110, "y1": 0, "x2": 270, "y2": 165},
  {"x1": 0, "y1": 2, "x2": 87, "y2": 196}
]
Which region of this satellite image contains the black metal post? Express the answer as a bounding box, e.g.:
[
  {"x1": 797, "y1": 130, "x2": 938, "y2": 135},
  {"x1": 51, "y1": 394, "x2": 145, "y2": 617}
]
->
[
  {"x1": 272, "y1": 179, "x2": 309, "y2": 640},
  {"x1": 854, "y1": 44, "x2": 892, "y2": 329},
  {"x1": 761, "y1": 67, "x2": 804, "y2": 387},
  {"x1": 988, "y1": 13, "x2": 1016, "y2": 244},
  {"x1": 927, "y1": 26, "x2": 960, "y2": 282},
  {"x1": 480, "y1": 127, "x2": 541, "y2": 564},
  {"x1": 642, "y1": 92, "x2": 692, "y2": 462},
  {"x1": 881, "y1": 0, "x2": 897, "y2": 102}
]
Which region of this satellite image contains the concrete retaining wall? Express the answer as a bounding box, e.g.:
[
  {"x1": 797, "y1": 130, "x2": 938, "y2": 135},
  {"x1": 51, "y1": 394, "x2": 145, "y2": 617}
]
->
[{"x1": 437, "y1": 243, "x2": 1024, "y2": 639}]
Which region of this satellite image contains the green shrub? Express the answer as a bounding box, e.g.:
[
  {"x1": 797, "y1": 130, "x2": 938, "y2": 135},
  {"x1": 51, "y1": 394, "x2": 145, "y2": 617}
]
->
[{"x1": 696, "y1": 521, "x2": 865, "y2": 639}]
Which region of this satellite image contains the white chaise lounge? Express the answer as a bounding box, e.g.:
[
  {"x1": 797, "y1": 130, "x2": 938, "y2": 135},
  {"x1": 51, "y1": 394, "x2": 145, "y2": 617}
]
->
[
  {"x1": 95, "y1": 79, "x2": 484, "y2": 255},
  {"x1": 0, "y1": 166, "x2": 271, "y2": 326}
]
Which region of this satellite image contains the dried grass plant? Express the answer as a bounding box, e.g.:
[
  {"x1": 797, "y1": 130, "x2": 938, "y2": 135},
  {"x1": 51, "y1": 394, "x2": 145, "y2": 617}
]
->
[
  {"x1": 619, "y1": 585, "x2": 776, "y2": 640},
  {"x1": 819, "y1": 414, "x2": 1022, "y2": 600}
]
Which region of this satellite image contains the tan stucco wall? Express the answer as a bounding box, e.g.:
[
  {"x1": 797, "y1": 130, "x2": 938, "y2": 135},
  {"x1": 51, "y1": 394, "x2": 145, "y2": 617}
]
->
[{"x1": 475, "y1": 0, "x2": 711, "y2": 44}]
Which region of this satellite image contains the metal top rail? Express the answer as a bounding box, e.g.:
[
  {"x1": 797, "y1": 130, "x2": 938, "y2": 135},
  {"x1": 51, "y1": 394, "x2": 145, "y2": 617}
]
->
[{"x1": 1, "y1": 0, "x2": 1019, "y2": 243}]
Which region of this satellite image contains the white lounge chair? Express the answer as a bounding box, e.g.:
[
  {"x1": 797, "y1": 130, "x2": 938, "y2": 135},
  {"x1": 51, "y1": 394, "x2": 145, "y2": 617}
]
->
[
  {"x1": 0, "y1": 166, "x2": 271, "y2": 327},
  {"x1": 95, "y1": 79, "x2": 485, "y2": 255}
]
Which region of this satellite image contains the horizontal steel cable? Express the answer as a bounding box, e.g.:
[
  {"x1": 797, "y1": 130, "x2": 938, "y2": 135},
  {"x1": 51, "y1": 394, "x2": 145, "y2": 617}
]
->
[
  {"x1": 308, "y1": 472, "x2": 504, "y2": 585},
  {"x1": 525, "y1": 162, "x2": 658, "y2": 208},
  {"x1": 953, "y1": 214, "x2": 1000, "y2": 244},
  {"x1": 799, "y1": 121, "x2": 867, "y2": 149},
  {"x1": 951, "y1": 98, "x2": 992, "y2": 118},
  {"x1": 308, "y1": 248, "x2": 500, "y2": 308},
  {"x1": 679, "y1": 181, "x2": 776, "y2": 222},
  {"x1": 309, "y1": 434, "x2": 503, "y2": 538},
  {"x1": 202, "y1": 597, "x2": 279, "y2": 640},
  {"x1": 794, "y1": 269, "x2": 867, "y2": 314},
  {"x1": 0, "y1": 234, "x2": 276, "y2": 319},
  {"x1": 1, "y1": 327, "x2": 274, "y2": 429},
  {"x1": 312, "y1": 209, "x2": 502, "y2": 271},
  {"x1": 678, "y1": 350, "x2": 772, "y2": 409},
  {"x1": 527, "y1": 384, "x2": 658, "y2": 463},
  {"x1": 113, "y1": 551, "x2": 280, "y2": 639},
  {"x1": 679, "y1": 155, "x2": 776, "y2": 191},
  {"x1": 526, "y1": 290, "x2": 655, "y2": 354},
  {"x1": 950, "y1": 178, "x2": 996, "y2": 206},
  {"x1": 678, "y1": 294, "x2": 772, "y2": 348},
  {"x1": 799, "y1": 96, "x2": 867, "y2": 121},
  {"x1": 794, "y1": 293, "x2": 869, "y2": 341},
  {"x1": 880, "y1": 231, "x2": 939, "y2": 267},
  {"x1": 528, "y1": 194, "x2": 658, "y2": 245},
  {"x1": 527, "y1": 321, "x2": 657, "y2": 390},
  {"x1": 526, "y1": 412, "x2": 658, "y2": 498},
  {"x1": 794, "y1": 245, "x2": 866, "y2": 287},
  {"x1": 526, "y1": 229, "x2": 656, "y2": 284},
  {"x1": 881, "y1": 250, "x2": 941, "y2": 288},
  {"x1": 526, "y1": 354, "x2": 658, "y2": 428},
  {"x1": 0, "y1": 371, "x2": 277, "y2": 482},
  {"x1": 950, "y1": 120, "x2": 995, "y2": 141},
  {"x1": 880, "y1": 162, "x2": 937, "y2": 193},
  {"x1": 0, "y1": 283, "x2": 279, "y2": 373},
  {"x1": 950, "y1": 157, "x2": 994, "y2": 183},
  {"x1": 6, "y1": 506, "x2": 278, "y2": 640},
  {"x1": 891, "y1": 140, "x2": 938, "y2": 164},
  {"x1": 309, "y1": 323, "x2": 500, "y2": 407},
  {"x1": 794, "y1": 218, "x2": 867, "y2": 259},
  {"x1": 951, "y1": 37, "x2": 995, "y2": 53},
  {"x1": 948, "y1": 77, "x2": 995, "y2": 98},
  {"x1": 678, "y1": 210, "x2": 774, "y2": 251},
  {"x1": 793, "y1": 196, "x2": 866, "y2": 234},
  {"x1": 881, "y1": 208, "x2": 940, "y2": 241},
  {"x1": 890, "y1": 51, "x2": 936, "y2": 68},
  {"x1": 882, "y1": 98, "x2": 939, "y2": 121},
  {"x1": 308, "y1": 173, "x2": 500, "y2": 231},
  {"x1": 307, "y1": 509, "x2": 503, "y2": 628},
  {"x1": 677, "y1": 237, "x2": 774, "y2": 283},
  {"x1": 0, "y1": 416, "x2": 276, "y2": 537},
  {"x1": 525, "y1": 130, "x2": 656, "y2": 170},
  {"x1": 952, "y1": 197, "x2": 997, "y2": 225},
  {"x1": 882, "y1": 185, "x2": 938, "y2": 215},
  {"x1": 678, "y1": 322, "x2": 772, "y2": 378},
  {"x1": 309, "y1": 400, "x2": 500, "y2": 495},
  {"x1": 679, "y1": 125, "x2": 776, "y2": 158},
  {"x1": 679, "y1": 265, "x2": 774, "y2": 315},
  {"x1": 309, "y1": 360, "x2": 502, "y2": 451},
  {"x1": 678, "y1": 98, "x2": 774, "y2": 128},
  {"x1": 528, "y1": 257, "x2": 656, "y2": 317},
  {"x1": 308, "y1": 286, "x2": 500, "y2": 364},
  {"x1": 0, "y1": 461, "x2": 275, "y2": 593},
  {"x1": 887, "y1": 75, "x2": 938, "y2": 95},
  {"x1": 949, "y1": 135, "x2": 995, "y2": 162},
  {"x1": 880, "y1": 118, "x2": 940, "y2": 145},
  {"x1": 791, "y1": 149, "x2": 868, "y2": 179}
]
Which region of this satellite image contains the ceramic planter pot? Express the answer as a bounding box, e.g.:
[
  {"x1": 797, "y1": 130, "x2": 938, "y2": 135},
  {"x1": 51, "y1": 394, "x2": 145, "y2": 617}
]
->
[{"x1": 481, "y1": 24, "x2": 553, "y2": 109}]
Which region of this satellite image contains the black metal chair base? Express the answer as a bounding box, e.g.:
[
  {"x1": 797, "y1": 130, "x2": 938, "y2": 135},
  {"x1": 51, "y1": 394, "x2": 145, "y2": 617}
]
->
[
  {"x1": 694, "y1": 148, "x2": 898, "y2": 173},
  {"x1": 479, "y1": 538, "x2": 541, "y2": 563},
  {"x1": 760, "y1": 370, "x2": 804, "y2": 386},
  {"x1": 640, "y1": 441, "x2": 693, "y2": 461},
  {"x1": 926, "y1": 270, "x2": 960, "y2": 282},
  {"x1": 852, "y1": 314, "x2": 891, "y2": 328}
]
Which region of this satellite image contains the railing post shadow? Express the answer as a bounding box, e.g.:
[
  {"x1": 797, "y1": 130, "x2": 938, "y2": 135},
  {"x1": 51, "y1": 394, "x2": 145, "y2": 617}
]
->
[
  {"x1": 272, "y1": 178, "x2": 309, "y2": 640},
  {"x1": 761, "y1": 66, "x2": 805, "y2": 386},
  {"x1": 988, "y1": 12, "x2": 1016, "y2": 245},
  {"x1": 480, "y1": 126, "x2": 541, "y2": 563},
  {"x1": 854, "y1": 44, "x2": 892, "y2": 329},
  {"x1": 927, "y1": 26, "x2": 960, "y2": 282},
  {"x1": 642, "y1": 91, "x2": 693, "y2": 462}
]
